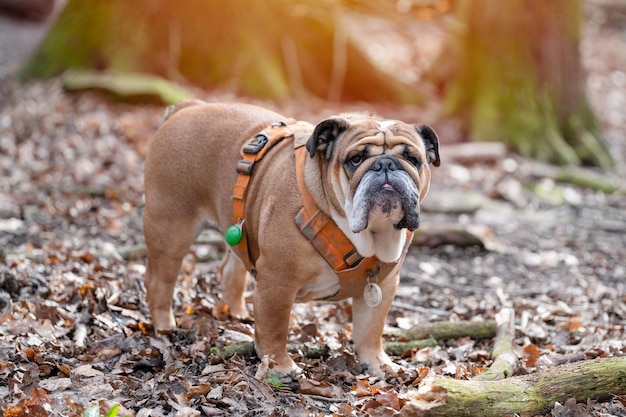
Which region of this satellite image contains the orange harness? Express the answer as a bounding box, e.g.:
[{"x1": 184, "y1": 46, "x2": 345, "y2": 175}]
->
[{"x1": 230, "y1": 121, "x2": 411, "y2": 300}]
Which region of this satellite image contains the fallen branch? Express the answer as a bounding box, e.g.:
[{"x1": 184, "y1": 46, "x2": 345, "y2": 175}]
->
[
  {"x1": 209, "y1": 342, "x2": 257, "y2": 363},
  {"x1": 384, "y1": 339, "x2": 438, "y2": 356},
  {"x1": 411, "y1": 223, "x2": 503, "y2": 250},
  {"x1": 117, "y1": 244, "x2": 147, "y2": 260},
  {"x1": 392, "y1": 320, "x2": 496, "y2": 342},
  {"x1": 208, "y1": 342, "x2": 332, "y2": 364},
  {"x1": 526, "y1": 162, "x2": 619, "y2": 194},
  {"x1": 473, "y1": 307, "x2": 518, "y2": 381},
  {"x1": 207, "y1": 319, "x2": 498, "y2": 364},
  {"x1": 208, "y1": 339, "x2": 438, "y2": 364},
  {"x1": 400, "y1": 356, "x2": 626, "y2": 417}
]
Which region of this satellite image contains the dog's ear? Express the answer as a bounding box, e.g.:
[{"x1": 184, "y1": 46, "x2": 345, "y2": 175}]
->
[
  {"x1": 306, "y1": 118, "x2": 349, "y2": 159},
  {"x1": 416, "y1": 124, "x2": 441, "y2": 167}
]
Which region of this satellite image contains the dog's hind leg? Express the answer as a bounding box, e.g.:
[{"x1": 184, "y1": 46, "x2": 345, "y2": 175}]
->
[{"x1": 143, "y1": 209, "x2": 199, "y2": 331}]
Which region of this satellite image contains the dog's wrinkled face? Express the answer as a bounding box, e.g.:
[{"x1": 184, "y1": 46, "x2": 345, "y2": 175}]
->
[{"x1": 306, "y1": 113, "x2": 440, "y2": 235}]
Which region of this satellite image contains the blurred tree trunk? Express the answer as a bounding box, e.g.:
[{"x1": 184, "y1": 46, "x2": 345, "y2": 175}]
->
[
  {"x1": 22, "y1": 0, "x2": 419, "y2": 103},
  {"x1": 441, "y1": 0, "x2": 612, "y2": 167}
]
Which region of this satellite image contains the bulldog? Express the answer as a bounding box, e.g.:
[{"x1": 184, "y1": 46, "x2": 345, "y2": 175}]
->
[{"x1": 143, "y1": 100, "x2": 440, "y2": 376}]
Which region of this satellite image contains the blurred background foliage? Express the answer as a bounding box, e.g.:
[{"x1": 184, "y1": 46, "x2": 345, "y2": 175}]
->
[{"x1": 21, "y1": 0, "x2": 614, "y2": 167}]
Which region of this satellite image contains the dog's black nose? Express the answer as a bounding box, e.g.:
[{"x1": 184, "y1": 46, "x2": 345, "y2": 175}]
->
[{"x1": 371, "y1": 156, "x2": 400, "y2": 172}]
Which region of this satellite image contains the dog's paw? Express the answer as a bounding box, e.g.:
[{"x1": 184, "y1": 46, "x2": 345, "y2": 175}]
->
[
  {"x1": 227, "y1": 302, "x2": 251, "y2": 320},
  {"x1": 255, "y1": 354, "x2": 303, "y2": 380},
  {"x1": 358, "y1": 350, "x2": 401, "y2": 377},
  {"x1": 151, "y1": 310, "x2": 177, "y2": 332}
]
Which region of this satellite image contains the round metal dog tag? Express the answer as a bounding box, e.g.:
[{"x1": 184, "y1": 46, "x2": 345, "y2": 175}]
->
[{"x1": 363, "y1": 282, "x2": 382, "y2": 308}]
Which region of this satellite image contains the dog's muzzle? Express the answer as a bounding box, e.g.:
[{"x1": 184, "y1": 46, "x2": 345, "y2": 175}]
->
[{"x1": 348, "y1": 156, "x2": 420, "y2": 233}]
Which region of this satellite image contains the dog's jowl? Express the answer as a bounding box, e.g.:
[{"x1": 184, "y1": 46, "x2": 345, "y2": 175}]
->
[{"x1": 143, "y1": 101, "x2": 440, "y2": 375}]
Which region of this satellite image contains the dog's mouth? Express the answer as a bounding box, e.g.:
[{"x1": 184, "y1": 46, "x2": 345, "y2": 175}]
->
[
  {"x1": 348, "y1": 171, "x2": 420, "y2": 233},
  {"x1": 373, "y1": 184, "x2": 401, "y2": 215}
]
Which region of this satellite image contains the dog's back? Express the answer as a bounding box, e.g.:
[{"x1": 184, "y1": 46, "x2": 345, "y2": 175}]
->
[{"x1": 163, "y1": 99, "x2": 206, "y2": 121}]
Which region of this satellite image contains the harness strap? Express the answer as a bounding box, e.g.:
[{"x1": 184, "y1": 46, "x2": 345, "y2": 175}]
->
[
  {"x1": 293, "y1": 147, "x2": 362, "y2": 271},
  {"x1": 231, "y1": 121, "x2": 298, "y2": 272}
]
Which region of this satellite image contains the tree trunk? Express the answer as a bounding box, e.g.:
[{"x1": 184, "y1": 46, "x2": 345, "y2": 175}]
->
[
  {"x1": 22, "y1": 0, "x2": 419, "y2": 103},
  {"x1": 441, "y1": 0, "x2": 612, "y2": 167}
]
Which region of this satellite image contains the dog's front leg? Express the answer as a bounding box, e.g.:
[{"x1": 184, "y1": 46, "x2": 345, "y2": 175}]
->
[
  {"x1": 352, "y1": 268, "x2": 401, "y2": 375},
  {"x1": 217, "y1": 249, "x2": 250, "y2": 318},
  {"x1": 252, "y1": 271, "x2": 300, "y2": 375}
]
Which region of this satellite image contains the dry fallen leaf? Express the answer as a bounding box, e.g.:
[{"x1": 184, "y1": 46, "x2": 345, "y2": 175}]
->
[{"x1": 298, "y1": 378, "x2": 343, "y2": 398}]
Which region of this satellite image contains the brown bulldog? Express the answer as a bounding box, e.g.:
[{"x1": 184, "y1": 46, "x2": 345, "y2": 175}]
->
[{"x1": 143, "y1": 100, "x2": 440, "y2": 375}]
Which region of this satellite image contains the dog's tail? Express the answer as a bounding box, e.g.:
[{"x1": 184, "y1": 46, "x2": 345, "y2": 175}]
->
[{"x1": 164, "y1": 99, "x2": 206, "y2": 121}]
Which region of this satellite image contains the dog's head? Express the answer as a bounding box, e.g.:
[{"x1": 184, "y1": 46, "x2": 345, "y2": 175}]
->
[{"x1": 306, "y1": 113, "x2": 440, "y2": 237}]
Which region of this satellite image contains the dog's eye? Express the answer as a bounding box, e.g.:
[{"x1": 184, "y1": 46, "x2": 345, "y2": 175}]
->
[
  {"x1": 408, "y1": 156, "x2": 420, "y2": 166},
  {"x1": 347, "y1": 154, "x2": 364, "y2": 169},
  {"x1": 403, "y1": 149, "x2": 422, "y2": 168}
]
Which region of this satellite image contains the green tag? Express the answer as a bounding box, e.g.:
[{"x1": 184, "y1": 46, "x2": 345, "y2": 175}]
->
[{"x1": 225, "y1": 224, "x2": 243, "y2": 246}]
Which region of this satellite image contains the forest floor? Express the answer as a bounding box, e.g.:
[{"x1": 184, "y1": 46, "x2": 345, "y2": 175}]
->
[{"x1": 1, "y1": 2, "x2": 625, "y2": 416}]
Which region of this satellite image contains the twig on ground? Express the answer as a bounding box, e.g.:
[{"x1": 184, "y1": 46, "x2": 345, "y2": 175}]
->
[{"x1": 473, "y1": 307, "x2": 519, "y2": 381}]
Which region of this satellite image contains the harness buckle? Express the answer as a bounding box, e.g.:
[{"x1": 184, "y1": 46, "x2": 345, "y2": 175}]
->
[
  {"x1": 343, "y1": 249, "x2": 363, "y2": 268},
  {"x1": 243, "y1": 134, "x2": 269, "y2": 154},
  {"x1": 236, "y1": 160, "x2": 254, "y2": 175}
]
